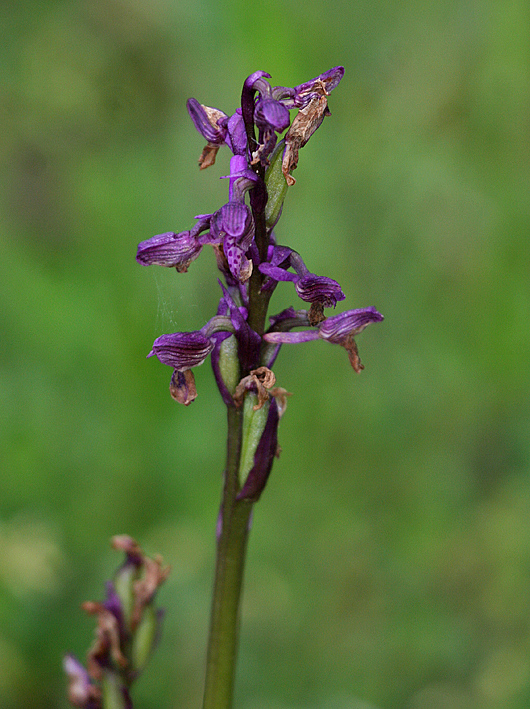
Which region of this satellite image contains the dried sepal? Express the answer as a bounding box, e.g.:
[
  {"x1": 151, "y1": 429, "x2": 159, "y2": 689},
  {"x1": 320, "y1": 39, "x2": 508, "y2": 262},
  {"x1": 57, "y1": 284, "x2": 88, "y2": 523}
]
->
[
  {"x1": 131, "y1": 555, "x2": 170, "y2": 629},
  {"x1": 199, "y1": 142, "x2": 221, "y2": 169},
  {"x1": 170, "y1": 369, "x2": 198, "y2": 405},
  {"x1": 282, "y1": 92, "x2": 330, "y2": 185},
  {"x1": 344, "y1": 334, "x2": 364, "y2": 373},
  {"x1": 269, "y1": 386, "x2": 292, "y2": 418},
  {"x1": 233, "y1": 367, "x2": 276, "y2": 409},
  {"x1": 82, "y1": 602, "x2": 128, "y2": 679}
]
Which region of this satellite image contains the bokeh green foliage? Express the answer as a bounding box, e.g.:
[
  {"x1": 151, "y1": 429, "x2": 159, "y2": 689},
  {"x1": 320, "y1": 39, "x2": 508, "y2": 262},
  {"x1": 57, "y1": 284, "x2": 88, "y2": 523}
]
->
[{"x1": 1, "y1": 1, "x2": 529, "y2": 708}]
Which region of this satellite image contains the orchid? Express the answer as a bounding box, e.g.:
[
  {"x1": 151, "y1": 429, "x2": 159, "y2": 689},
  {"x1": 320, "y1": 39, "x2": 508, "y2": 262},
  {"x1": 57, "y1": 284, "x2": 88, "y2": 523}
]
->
[{"x1": 68, "y1": 66, "x2": 383, "y2": 709}]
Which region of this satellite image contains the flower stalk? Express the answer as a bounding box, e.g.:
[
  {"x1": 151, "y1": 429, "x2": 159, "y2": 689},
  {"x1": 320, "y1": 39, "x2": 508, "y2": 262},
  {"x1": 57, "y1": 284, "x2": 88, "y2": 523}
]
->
[
  {"x1": 67, "y1": 65, "x2": 383, "y2": 709},
  {"x1": 203, "y1": 404, "x2": 252, "y2": 709}
]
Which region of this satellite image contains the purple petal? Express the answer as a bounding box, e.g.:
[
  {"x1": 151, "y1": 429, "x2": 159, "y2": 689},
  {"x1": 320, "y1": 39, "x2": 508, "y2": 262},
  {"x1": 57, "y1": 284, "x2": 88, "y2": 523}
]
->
[
  {"x1": 263, "y1": 330, "x2": 320, "y2": 344},
  {"x1": 270, "y1": 245, "x2": 294, "y2": 267},
  {"x1": 223, "y1": 110, "x2": 247, "y2": 156},
  {"x1": 254, "y1": 99, "x2": 290, "y2": 132},
  {"x1": 258, "y1": 263, "x2": 298, "y2": 283},
  {"x1": 211, "y1": 202, "x2": 253, "y2": 240},
  {"x1": 148, "y1": 331, "x2": 214, "y2": 370},
  {"x1": 223, "y1": 234, "x2": 250, "y2": 281},
  {"x1": 136, "y1": 231, "x2": 202, "y2": 269},
  {"x1": 318, "y1": 307, "x2": 384, "y2": 343},
  {"x1": 294, "y1": 66, "x2": 345, "y2": 104},
  {"x1": 186, "y1": 98, "x2": 227, "y2": 144},
  {"x1": 295, "y1": 274, "x2": 345, "y2": 307},
  {"x1": 237, "y1": 398, "x2": 279, "y2": 502}
]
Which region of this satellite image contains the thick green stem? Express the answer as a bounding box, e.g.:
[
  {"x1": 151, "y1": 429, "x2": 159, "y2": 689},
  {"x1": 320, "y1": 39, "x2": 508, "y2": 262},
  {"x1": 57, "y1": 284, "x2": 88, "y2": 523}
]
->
[
  {"x1": 203, "y1": 101, "x2": 271, "y2": 708},
  {"x1": 202, "y1": 406, "x2": 253, "y2": 709}
]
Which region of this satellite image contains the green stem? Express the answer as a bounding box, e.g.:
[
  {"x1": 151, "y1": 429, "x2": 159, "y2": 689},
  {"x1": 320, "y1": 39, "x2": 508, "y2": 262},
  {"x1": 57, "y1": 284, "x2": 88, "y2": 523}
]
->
[{"x1": 202, "y1": 406, "x2": 253, "y2": 709}]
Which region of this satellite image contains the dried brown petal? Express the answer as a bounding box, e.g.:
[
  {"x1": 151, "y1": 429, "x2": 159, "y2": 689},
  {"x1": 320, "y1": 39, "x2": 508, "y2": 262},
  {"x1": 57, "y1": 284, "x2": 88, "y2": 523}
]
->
[
  {"x1": 131, "y1": 555, "x2": 170, "y2": 629},
  {"x1": 170, "y1": 369, "x2": 198, "y2": 405},
  {"x1": 282, "y1": 93, "x2": 330, "y2": 186},
  {"x1": 344, "y1": 335, "x2": 364, "y2": 373},
  {"x1": 269, "y1": 387, "x2": 292, "y2": 419},
  {"x1": 199, "y1": 142, "x2": 220, "y2": 170},
  {"x1": 233, "y1": 367, "x2": 276, "y2": 409},
  {"x1": 308, "y1": 302, "x2": 326, "y2": 326},
  {"x1": 82, "y1": 602, "x2": 127, "y2": 679}
]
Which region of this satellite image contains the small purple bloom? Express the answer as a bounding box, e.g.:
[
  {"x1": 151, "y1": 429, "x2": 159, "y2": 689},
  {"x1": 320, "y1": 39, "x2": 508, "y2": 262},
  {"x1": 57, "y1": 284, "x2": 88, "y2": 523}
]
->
[
  {"x1": 210, "y1": 201, "x2": 254, "y2": 282},
  {"x1": 148, "y1": 331, "x2": 215, "y2": 371},
  {"x1": 136, "y1": 231, "x2": 202, "y2": 272},
  {"x1": 186, "y1": 98, "x2": 228, "y2": 145},
  {"x1": 259, "y1": 247, "x2": 345, "y2": 310},
  {"x1": 263, "y1": 307, "x2": 383, "y2": 372},
  {"x1": 318, "y1": 307, "x2": 383, "y2": 341}
]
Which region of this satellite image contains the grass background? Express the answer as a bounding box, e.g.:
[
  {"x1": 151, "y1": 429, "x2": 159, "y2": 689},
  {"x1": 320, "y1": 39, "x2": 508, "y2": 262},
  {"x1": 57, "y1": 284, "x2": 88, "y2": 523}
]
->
[{"x1": 1, "y1": 0, "x2": 529, "y2": 707}]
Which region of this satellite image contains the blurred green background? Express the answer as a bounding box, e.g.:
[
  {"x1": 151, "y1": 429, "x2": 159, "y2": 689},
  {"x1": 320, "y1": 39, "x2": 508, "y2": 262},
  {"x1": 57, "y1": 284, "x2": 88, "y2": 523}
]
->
[{"x1": 1, "y1": 0, "x2": 529, "y2": 707}]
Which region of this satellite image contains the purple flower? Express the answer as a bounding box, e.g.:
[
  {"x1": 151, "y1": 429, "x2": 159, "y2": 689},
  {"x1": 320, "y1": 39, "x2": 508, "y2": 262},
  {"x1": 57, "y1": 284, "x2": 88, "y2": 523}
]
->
[
  {"x1": 148, "y1": 327, "x2": 218, "y2": 404},
  {"x1": 281, "y1": 66, "x2": 345, "y2": 185},
  {"x1": 293, "y1": 66, "x2": 345, "y2": 106},
  {"x1": 63, "y1": 655, "x2": 100, "y2": 709},
  {"x1": 209, "y1": 201, "x2": 254, "y2": 282},
  {"x1": 263, "y1": 307, "x2": 383, "y2": 372},
  {"x1": 259, "y1": 247, "x2": 345, "y2": 313},
  {"x1": 148, "y1": 331, "x2": 215, "y2": 371},
  {"x1": 186, "y1": 99, "x2": 228, "y2": 145},
  {"x1": 136, "y1": 231, "x2": 202, "y2": 272}
]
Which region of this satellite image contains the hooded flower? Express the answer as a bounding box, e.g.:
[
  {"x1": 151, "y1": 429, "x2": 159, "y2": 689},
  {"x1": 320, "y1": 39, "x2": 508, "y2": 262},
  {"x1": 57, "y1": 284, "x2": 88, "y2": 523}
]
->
[
  {"x1": 259, "y1": 247, "x2": 345, "y2": 322},
  {"x1": 263, "y1": 307, "x2": 383, "y2": 372},
  {"x1": 281, "y1": 66, "x2": 344, "y2": 184},
  {"x1": 148, "y1": 325, "x2": 220, "y2": 405},
  {"x1": 136, "y1": 231, "x2": 203, "y2": 272}
]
